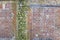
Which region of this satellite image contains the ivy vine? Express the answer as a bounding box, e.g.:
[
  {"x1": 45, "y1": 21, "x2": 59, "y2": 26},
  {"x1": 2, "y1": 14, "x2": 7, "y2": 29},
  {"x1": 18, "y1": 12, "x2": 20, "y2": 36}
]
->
[{"x1": 17, "y1": 0, "x2": 29, "y2": 40}]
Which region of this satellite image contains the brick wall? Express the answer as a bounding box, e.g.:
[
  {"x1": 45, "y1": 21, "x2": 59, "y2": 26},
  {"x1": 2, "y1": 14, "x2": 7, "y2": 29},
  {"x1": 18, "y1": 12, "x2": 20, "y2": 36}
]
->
[
  {"x1": 27, "y1": 7, "x2": 60, "y2": 40},
  {"x1": 0, "y1": 2, "x2": 16, "y2": 39}
]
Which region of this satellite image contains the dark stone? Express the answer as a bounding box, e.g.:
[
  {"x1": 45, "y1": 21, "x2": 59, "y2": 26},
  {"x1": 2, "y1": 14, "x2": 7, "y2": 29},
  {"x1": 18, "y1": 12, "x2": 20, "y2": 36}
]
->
[
  {"x1": 46, "y1": 38, "x2": 52, "y2": 40},
  {"x1": 39, "y1": 38, "x2": 46, "y2": 40},
  {"x1": 39, "y1": 38, "x2": 42, "y2": 40}
]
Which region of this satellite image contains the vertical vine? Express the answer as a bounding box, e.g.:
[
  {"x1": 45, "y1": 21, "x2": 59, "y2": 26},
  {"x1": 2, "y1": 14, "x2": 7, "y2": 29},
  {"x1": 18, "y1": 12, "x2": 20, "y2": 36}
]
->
[{"x1": 17, "y1": 0, "x2": 29, "y2": 40}]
